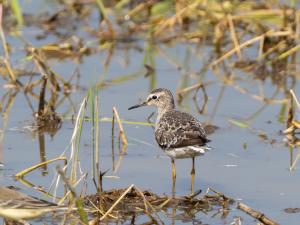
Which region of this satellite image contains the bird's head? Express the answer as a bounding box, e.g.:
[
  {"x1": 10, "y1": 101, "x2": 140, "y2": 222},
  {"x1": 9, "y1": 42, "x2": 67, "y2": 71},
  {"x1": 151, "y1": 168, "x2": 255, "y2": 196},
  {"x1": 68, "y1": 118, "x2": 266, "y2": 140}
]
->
[{"x1": 128, "y1": 88, "x2": 175, "y2": 111}]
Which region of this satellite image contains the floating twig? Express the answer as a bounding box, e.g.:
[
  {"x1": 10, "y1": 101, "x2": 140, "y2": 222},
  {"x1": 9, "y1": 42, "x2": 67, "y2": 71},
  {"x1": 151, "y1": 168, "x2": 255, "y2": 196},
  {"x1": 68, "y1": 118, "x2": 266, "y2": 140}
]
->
[{"x1": 237, "y1": 202, "x2": 279, "y2": 225}]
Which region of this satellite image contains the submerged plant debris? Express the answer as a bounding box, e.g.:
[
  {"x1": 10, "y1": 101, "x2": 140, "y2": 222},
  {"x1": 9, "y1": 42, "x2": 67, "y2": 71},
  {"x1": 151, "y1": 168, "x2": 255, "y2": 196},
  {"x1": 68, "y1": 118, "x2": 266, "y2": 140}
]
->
[
  {"x1": 0, "y1": 184, "x2": 280, "y2": 225},
  {"x1": 83, "y1": 187, "x2": 234, "y2": 223}
]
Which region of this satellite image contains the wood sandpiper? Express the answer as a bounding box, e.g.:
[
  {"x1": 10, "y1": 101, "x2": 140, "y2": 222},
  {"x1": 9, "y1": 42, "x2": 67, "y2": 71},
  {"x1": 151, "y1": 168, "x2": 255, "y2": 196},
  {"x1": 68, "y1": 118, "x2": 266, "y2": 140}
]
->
[{"x1": 128, "y1": 88, "x2": 211, "y2": 194}]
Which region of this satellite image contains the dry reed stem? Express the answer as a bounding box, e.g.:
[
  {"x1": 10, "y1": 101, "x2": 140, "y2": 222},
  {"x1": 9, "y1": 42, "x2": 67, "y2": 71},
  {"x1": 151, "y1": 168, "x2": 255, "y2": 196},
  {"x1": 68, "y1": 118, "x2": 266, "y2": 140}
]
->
[
  {"x1": 258, "y1": 34, "x2": 265, "y2": 58},
  {"x1": 290, "y1": 89, "x2": 300, "y2": 112},
  {"x1": 275, "y1": 44, "x2": 300, "y2": 61},
  {"x1": 257, "y1": 40, "x2": 286, "y2": 61},
  {"x1": 0, "y1": 5, "x2": 9, "y2": 59},
  {"x1": 287, "y1": 90, "x2": 294, "y2": 129},
  {"x1": 100, "y1": 184, "x2": 134, "y2": 221},
  {"x1": 177, "y1": 83, "x2": 204, "y2": 100},
  {"x1": 133, "y1": 187, "x2": 155, "y2": 224},
  {"x1": 31, "y1": 49, "x2": 61, "y2": 92},
  {"x1": 56, "y1": 166, "x2": 87, "y2": 224},
  {"x1": 185, "y1": 189, "x2": 202, "y2": 199},
  {"x1": 193, "y1": 88, "x2": 208, "y2": 114},
  {"x1": 87, "y1": 199, "x2": 117, "y2": 219},
  {"x1": 177, "y1": 82, "x2": 208, "y2": 113},
  {"x1": 283, "y1": 126, "x2": 295, "y2": 135},
  {"x1": 112, "y1": 150, "x2": 124, "y2": 173},
  {"x1": 3, "y1": 59, "x2": 15, "y2": 82},
  {"x1": 16, "y1": 177, "x2": 61, "y2": 202},
  {"x1": 57, "y1": 173, "x2": 87, "y2": 205},
  {"x1": 1, "y1": 91, "x2": 17, "y2": 119},
  {"x1": 292, "y1": 121, "x2": 300, "y2": 129},
  {"x1": 227, "y1": 14, "x2": 242, "y2": 60},
  {"x1": 69, "y1": 97, "x2": 87, "y2": 184},
  {"x1": 237, "y1": 202, "x2": 279, "y2": 225},
  {"x1": 24, "y1": 79, "x2": 43, "y2": 92},
  {"x1": 232, "y1": 9, "x2": 295, "y2": 20},
  {"x1": 208, "y1": 188, "x2": 233, "y2": 201},
  {"x1": 56, "y1": 166, "x2": 78, "y2": 206},
  {"x1": 15, "y1": 157, "x2": 67, "y2": 178},
  {"x1": 296, "y1": 10, "x2": 300, "y2": 40},
  {"x1": 285, "y1": 90, "x2": 300, "y2": 151},
  {"x1": 290, "y1": 151, "x2": 300, "y2": 171},
  {"x1": 158, "y1": 198, "x2": 171, "y2": 208},
  {"x1": 211, "y1": 30, "x2": 293, "y2": 66},
  {"x1": 212, "y1": 35, "x2": 263, "y2": 66},
  {"x1": 154, "y1": 0, "x2": 199, "y2": 36},
  {"x1": 125, "y1": 0, "x2": 156, "y2": 20},
  {"x1": 112, "y1": 107, "x2": 128, "y2": 145},
  {"x1": 134, "y1": 186, "x2": 164, "y2": 225}
]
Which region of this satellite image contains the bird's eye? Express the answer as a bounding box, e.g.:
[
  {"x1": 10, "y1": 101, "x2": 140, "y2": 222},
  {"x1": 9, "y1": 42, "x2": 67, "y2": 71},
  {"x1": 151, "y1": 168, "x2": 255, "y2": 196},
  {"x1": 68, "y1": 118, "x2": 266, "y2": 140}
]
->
[{"x1": 152, "y1": 95, "x2": 157, "y2": 100}]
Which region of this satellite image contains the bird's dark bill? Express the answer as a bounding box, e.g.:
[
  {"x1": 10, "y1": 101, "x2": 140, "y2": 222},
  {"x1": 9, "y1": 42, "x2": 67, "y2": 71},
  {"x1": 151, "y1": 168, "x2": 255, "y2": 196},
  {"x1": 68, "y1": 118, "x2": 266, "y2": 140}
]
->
[{"x1": 128, "y1": 102, "x2": 147, "y2": 110}]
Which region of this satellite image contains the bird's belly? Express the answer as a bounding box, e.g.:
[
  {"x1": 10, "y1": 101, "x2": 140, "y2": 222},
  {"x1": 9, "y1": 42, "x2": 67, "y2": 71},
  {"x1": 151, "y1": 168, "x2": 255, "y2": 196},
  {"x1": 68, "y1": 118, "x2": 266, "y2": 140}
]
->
[{"x1": 164, "y1": 145, "x2": 210, "y2": 159}]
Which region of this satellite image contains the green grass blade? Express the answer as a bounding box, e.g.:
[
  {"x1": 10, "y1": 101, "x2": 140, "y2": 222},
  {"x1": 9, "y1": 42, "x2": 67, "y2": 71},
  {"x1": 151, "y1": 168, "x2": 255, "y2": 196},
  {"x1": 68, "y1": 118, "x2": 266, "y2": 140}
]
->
[
  {"x1": 10, "y1": 0, "x2": 23, "y2": 27},
  {"x1": 228, "y1": 119, "x2": 249, "y2": 128},
  {"x1": 76, "y1": 199, "x2": 89, "y2": 224}
]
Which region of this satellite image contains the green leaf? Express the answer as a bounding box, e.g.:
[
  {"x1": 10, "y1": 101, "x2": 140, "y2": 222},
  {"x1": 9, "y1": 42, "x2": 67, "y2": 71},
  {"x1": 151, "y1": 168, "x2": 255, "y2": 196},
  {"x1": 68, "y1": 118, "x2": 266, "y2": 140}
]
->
[
  {"x1": 228, "y1": 119, "x2": 249, "y2": 128},
  {"x1": 151, "y1": 1, "x2": 173, "y2": 17},
  {"x1": 10, "y1": 0, "x2": 23, "y2": 27}
]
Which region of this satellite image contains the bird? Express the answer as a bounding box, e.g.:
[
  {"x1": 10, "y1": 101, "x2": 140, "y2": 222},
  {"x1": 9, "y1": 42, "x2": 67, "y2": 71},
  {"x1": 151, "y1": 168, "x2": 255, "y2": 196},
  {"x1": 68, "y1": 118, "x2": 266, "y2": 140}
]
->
[{"x1": 128, "y1": 88, "x2": 211, "y2": 194}]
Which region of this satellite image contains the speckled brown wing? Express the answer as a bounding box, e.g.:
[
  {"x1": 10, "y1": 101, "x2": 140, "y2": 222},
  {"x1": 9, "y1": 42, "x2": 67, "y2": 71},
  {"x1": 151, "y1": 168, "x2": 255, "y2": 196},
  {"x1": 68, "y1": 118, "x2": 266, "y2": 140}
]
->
[{"x1": 155, "y1": 110, "x2": 209, "y2": 149}]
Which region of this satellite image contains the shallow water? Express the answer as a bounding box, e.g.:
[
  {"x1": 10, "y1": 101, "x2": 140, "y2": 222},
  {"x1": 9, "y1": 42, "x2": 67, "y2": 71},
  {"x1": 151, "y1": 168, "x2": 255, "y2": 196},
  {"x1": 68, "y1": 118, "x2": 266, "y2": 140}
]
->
[{"x1": 1, "y1": 1, "x2": 300, "y2": 224}]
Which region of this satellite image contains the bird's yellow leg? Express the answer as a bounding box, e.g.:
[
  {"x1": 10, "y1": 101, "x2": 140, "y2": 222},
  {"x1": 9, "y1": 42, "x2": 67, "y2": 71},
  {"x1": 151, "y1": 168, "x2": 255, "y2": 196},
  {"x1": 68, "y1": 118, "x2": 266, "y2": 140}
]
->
[
  {"x1": 190, "y1": 157, "x2": 195, "y2": 194},
  {"x1": 171, "y1": 158, "x2": 176, "y2": 197}
]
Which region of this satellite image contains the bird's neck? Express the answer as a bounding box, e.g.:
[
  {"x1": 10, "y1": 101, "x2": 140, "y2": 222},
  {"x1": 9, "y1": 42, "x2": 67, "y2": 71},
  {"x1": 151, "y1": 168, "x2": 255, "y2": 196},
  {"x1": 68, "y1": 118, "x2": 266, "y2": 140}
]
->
[{"x1": 156, "y1": 104, "x2": 174, "y2": 127}]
